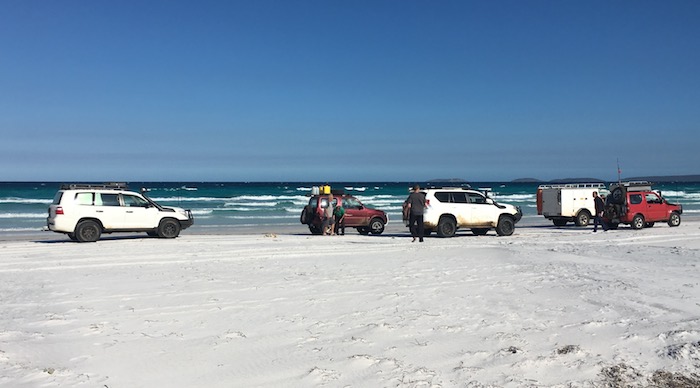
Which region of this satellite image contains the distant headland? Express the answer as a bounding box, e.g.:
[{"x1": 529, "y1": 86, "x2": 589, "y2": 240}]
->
[{"x1": 512, "y1": 175, "x2": 700, "y2": 183}]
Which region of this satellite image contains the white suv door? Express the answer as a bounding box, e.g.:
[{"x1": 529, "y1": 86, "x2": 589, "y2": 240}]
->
[
  {"x1": 121, "y1": 194, "x2": 161, "y2": 229},
  {"x1": 94, "y1": 192, "x2": 128, "y2": 229},
  {"x1": 467, "y1": 192, "x2": 496, "y2": 226}
]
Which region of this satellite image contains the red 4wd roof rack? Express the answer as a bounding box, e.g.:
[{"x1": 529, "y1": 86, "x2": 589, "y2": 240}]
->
[{"x1": 612, "y1": 181, "x2": 653, "y2": 192}]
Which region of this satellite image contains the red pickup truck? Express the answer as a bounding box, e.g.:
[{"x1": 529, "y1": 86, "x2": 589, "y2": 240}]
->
[{"x1": 604, "y1": 182, "x2": 682, "y2": 229}]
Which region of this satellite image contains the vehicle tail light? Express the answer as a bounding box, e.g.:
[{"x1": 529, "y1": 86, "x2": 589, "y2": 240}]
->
[
  {"x1": 425, "y1": 199, "x2": 430, "y2": 206},
  {"x1": 55, "y1": 207, "x2": 64, "y2": 215}
]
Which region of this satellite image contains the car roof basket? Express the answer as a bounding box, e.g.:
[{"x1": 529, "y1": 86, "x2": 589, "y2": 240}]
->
[
  {"x1": 538, "y1": 183, "x2": 607, "y2": 189},
  {"x1": 611, "y1": 181, "x2": 653, "y2": 192},
  {"x1": 422, "y1": 183, "x2": 472, "y2": 190},
  {"x1": 60, "y1": 182, "x2": 129, "y2": 190}
]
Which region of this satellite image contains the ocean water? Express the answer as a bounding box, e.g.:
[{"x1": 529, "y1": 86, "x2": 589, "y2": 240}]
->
[{"x1": 1, "y1": 181, "x2": 699, "y2": 234}]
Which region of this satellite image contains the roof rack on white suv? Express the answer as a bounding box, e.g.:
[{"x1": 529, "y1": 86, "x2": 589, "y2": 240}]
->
[
  {"x1": 424, "y1": 183, "x2": 472, "y2": 189},
  {"x1": 59, "y1": 182, "x2": 128, "y2": 190}
]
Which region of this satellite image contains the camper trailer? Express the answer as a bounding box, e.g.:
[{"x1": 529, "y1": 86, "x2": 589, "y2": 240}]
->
[{"x1": 537, "y1": 183, "x2": 607, "y2": 226}]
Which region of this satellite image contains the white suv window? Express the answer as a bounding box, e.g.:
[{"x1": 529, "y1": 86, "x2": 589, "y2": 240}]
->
[
  {"x1": 75, "y1": 192, "x2": 93, "y2": 205},
  {"x1": 96, "y1": 193, "x2": 120, "y2": 206},
  {"x1": 434, "y1": 192, "x2": 467, "y2": 203},
  {"x1": 123, "y1": 194, "x2": 149, "y2": 207},
  {"x1": 468, "y1": 193, "x2": 487, "y2": 204}
]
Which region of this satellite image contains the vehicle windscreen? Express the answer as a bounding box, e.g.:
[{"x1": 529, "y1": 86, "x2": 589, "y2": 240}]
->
[{"x1": 342, "y1": 197, "x2": 362, "y2": 208}]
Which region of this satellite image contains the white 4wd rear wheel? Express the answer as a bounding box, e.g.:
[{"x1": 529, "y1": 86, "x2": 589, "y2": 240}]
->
[
  {"x1": 437, "y1": 217, "x2": 456, "y2": 238},
  {"x1": 75, "y1": 220, "x2": 101, "y2": 242}
]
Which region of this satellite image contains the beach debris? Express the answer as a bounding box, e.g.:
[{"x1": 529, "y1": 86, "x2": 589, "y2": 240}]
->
[
  {"x1": 556, "y1": 344, "x2": 581, "y2": 355},
  {"x1": 659, "y1": 341, "x2": 700, "y2": 360},
  {"x1": 600, "y1": 363, "x2": 643, "y2": 386},
  {"x1": 649, "y1": 370, "x2": 700, "y2": 388},
  {"x1": 601, "y1": 363, "x2": 700, "y2": 387}
]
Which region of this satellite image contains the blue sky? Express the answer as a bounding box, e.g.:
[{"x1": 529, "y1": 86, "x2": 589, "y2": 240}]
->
[{"x1": 2, "y1": 1, "x2": 699, "y2": 182}]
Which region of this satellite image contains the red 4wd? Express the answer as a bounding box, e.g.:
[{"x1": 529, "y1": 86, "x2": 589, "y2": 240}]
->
[
  {"x1": 604, "y1": 181, "x2": 682, "y2": 229},
  {"x1": 300, "y1": 191, "x2": 388, "y2": 235}
]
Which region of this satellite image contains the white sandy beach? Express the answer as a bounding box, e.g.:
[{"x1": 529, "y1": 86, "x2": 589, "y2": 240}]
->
[{"x1": 1, "y1": 220, "x2": 699, "y2": 387}]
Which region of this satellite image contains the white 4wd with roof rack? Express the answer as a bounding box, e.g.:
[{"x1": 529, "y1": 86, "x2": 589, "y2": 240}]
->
[
  {"x1": 420, "y1": 186, "x2": 522, "y2": 237},
  {"x1": 47, "y1": 183, "x2": 194, "y2": 242}
]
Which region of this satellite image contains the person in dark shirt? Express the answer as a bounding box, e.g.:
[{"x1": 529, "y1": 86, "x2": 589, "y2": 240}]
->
[
  {"x1": 333, "y1": 204, "x2": 345, "y2": 235},
  {"x1": 404, "y1": 185, "x2": 427, "y2": 242},
  {"x1": 593, "y1": 191, "x2": 608, "y2": 232}
]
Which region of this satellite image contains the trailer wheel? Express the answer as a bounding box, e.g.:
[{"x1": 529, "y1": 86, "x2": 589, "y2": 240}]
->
[{"x1": 575, "y1": 211, "x2": 591, "y2": 227}]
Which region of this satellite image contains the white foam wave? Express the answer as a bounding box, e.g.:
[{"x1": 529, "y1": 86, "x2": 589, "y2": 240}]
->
[
  {"x1": 224, "y1": 202, "x2": 278, "y2": 208},
  {"x1": 491, "y1": 194, "x2": 536, "y2": 201},
  {"x1": 0, "y1": 227, "x2": 44, "y2": 232},
  {"x1": 220, "y1": 207, "x2": 261, "y2": 212},
  {"x1": 223, "y1": 215, "x2": 298, "y2": 220},
  {"x1": 150, "y1": 194, "x2": 308, "y2": 203},
  {"x1": 150, "y1": 196, "x2": 225, "y2": 202},
  {"x1": 0, "y1": 197, "x2": 52, "y2": 204},
  {"x1": 0, "y1": 213, "x2": 46, "y2": 219}
]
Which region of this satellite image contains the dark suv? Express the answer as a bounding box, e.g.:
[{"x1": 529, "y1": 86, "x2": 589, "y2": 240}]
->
[
  {"x1": 604, "y1": 181, "x2": 682, "y2": 229},
  {"x1": 300, "y1": 193, "x2": 388, "y2": 235}
]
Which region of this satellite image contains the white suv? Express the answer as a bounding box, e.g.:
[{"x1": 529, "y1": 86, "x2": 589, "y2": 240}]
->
[
  {"x1": 47, "y1": 183, "x2": 194, "y2": 242},
  {"x1": 421, "y1": 187, "x2": 522, "y2": 237}
]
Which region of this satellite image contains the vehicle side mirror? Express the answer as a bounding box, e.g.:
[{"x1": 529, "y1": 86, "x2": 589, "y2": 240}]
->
[
  {"x1": 358, "y1": 205, "x2": 364, "y2": 210},
  {"x1": 486, "y1": 198, "x2": 494, "y2": 204}
]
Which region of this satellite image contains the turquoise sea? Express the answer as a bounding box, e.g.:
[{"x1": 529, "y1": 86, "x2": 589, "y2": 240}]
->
[{"x1": 2, "y1": 181, "x2": 699, "y2": 235}]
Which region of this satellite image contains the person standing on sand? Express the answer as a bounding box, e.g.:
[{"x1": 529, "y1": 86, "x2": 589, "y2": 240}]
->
[
  {"x1": 404, "y1": 185, "x2": 427, "y2": 242},
  {"x1": 593, "y1": 191, "x2": 608, "y2": 232},
  {"x1": 333, "y1": 203, "x2": 345, "y2": 235},
  {"x1": 322, "y1": 194, "x2": 335, "y2": 235}
]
